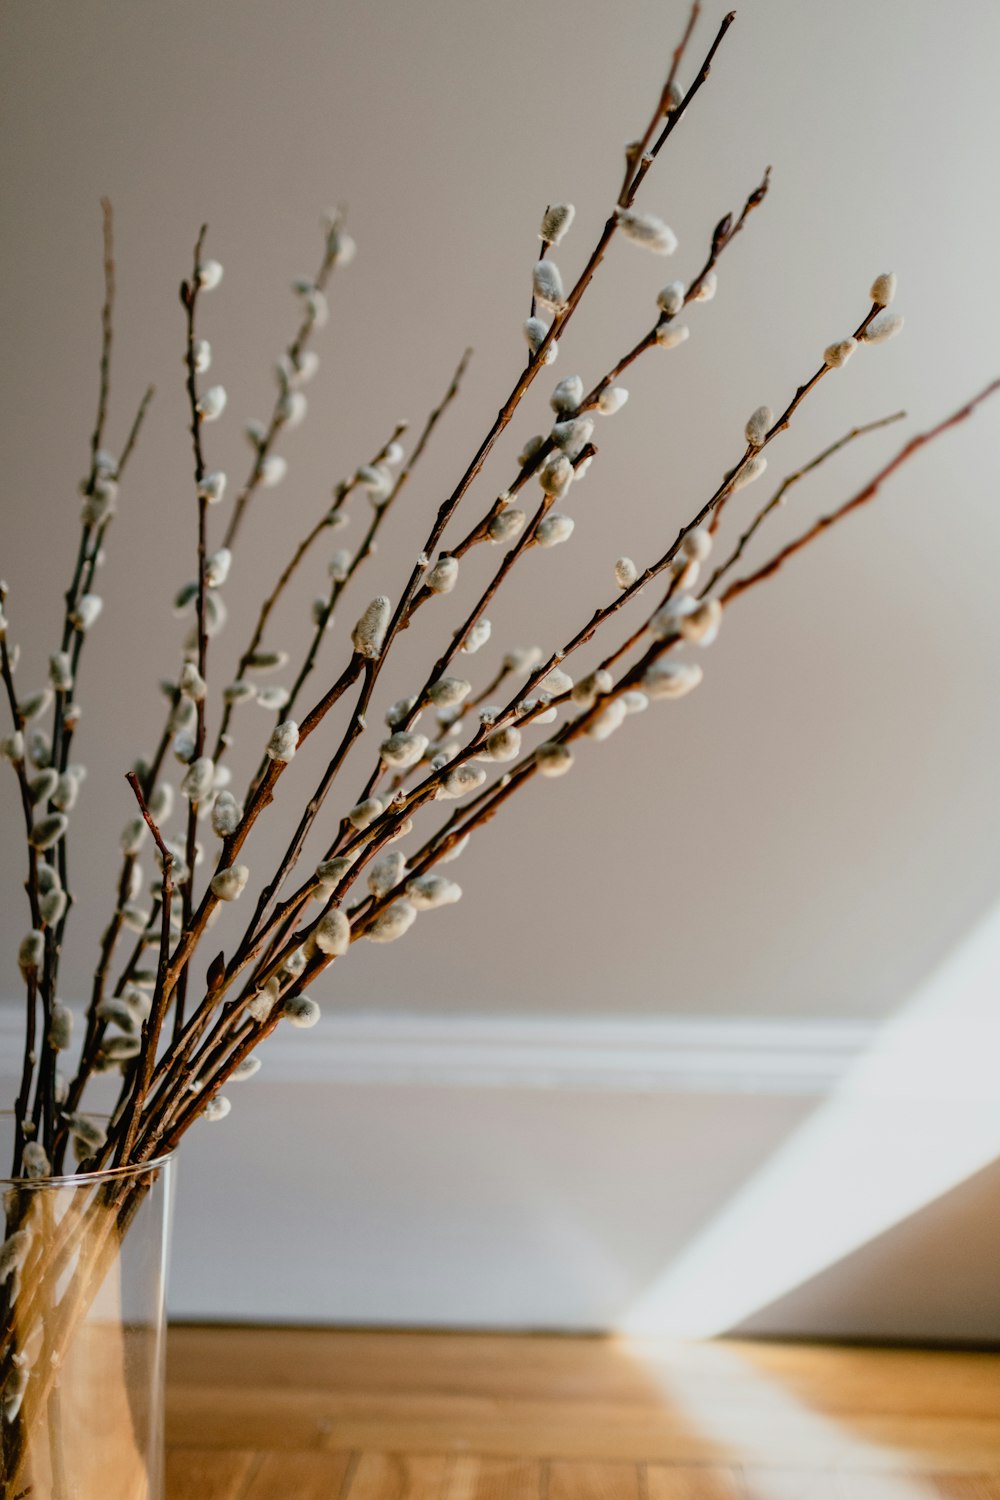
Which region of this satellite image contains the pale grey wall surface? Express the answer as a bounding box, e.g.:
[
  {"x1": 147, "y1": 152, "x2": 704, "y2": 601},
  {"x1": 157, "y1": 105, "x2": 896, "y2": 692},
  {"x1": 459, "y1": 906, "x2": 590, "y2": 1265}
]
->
[{"x1": 1, "y1": 0, "x2": 999, "y2": 1026}]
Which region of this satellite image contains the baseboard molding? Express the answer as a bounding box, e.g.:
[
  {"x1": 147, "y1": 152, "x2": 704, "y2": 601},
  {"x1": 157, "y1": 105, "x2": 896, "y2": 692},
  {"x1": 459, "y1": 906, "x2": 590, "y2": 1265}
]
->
[{"x1": 0, "y1": 1005, "x2": 875, "y2": 1096}]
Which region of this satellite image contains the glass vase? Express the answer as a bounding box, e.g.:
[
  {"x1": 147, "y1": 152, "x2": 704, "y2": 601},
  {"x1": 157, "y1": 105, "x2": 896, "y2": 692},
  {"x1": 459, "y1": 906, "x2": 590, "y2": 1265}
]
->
[{"x1": 0, "y1": 1120, "x2": 174, "y2": 1500}]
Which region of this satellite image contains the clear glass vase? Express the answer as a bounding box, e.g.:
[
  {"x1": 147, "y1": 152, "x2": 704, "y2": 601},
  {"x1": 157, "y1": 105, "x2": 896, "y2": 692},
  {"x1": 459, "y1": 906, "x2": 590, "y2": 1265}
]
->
[{"x1": 0, "y1": 1119, "x2": 174, "y2": 1500}]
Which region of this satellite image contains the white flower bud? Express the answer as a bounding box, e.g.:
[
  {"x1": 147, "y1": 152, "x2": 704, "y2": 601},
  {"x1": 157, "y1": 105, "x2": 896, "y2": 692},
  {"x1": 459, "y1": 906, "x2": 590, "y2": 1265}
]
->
[
  {"x1": 280, "y1": 390, "x2": 308, "y2": 428},
  {"x1": 1, "y1": 732, "x2": 24, "y2": 763},
  {"x1": 518, "y1": 435, "x2": 546, "y2": 467},
  {"x1": 260, "y1": 455, "x2": 287, "y2": 488},
  {"x1": 357, "y1": 463, "x2": 394, "y2": 505},
  {"x1": 440, "y1": 763, "x2": 487, "y2": 798},
  {"x1": 48, "y1": 652, "x2": 73, "y2": 693},
  {"x1": 598, "y1": 385, "x2": 629, "y2": 415},
  {"x1": 50, "y1": 770, "x2": 79, "y2": 812},
  {"x1": 199, "y1": 471, "x2": 227, "y2": 504},
  {"x1": 49, "y1": 1003, "x2": 73, "y2": 1051},
  {"x1": 267, "y1": 720, "x2": 299, "y2": 762},
  {"x1": 41, "y1": 888, "x2": 67, "y2": 930},
  {"x1": 367, "y1": 899, "x2": 417, "y2": 943},
  {"x1": 18, "y1": 931, "x2": 44, "y2": 976},
  {"x1": 552, "y1": 415, "x2": 594, "y2": 460},
  {"x1": 316, "y1": 856, "x2": 355, "y2": 891},
  {"x1": 27, "y1": 728, "x2": 52, "y2": 767},
  {"x1": 655, "y1": 323, "x2": 690, "y2": 350},
  {"x1": 504, "y1": 645, "x2": 543, "y2": 674},
  {"x1": 643, "y1": 660, "x2": 703, "y2": 699},
  {"x1": 426, "y1": 555, "x2": 459, "y2": 594},
  {"x1": 488, "y1": 507, "x2": 526, "y2": 544},
  {"x1": 692, "y1": 271, "x2": 718, "y2": 302},
  {"x1": 824, "y1": 338, "x2": 857, "y2": 368},
  {"x1": 380, "y1": 731, "x2": 428, "y2": 769},
  {"x1": 328, "y1": 548, "x2": 351, "y2": 583},
  {"x1": 623, "y1": 690, "x2": 649, "y2": 715},
  {"x1": 29, "y1": 768, "x2": 58, "y2": 806},
  {"x1": 550, "y1": 374, "x2": 583, "y2": 414},
  {"x1": 368, "y1": 850, "x2": 407, "y2": 898},
  {"x1": 102, "y1": 1033, "x2": 142, "y2": 1061},
  {"x1": 245, "y1": 419, "x2": 267, "y2": 449},
  {"x1": 870, "y1": 272, "x2": 897, "y2": 306},
  {"x1": 348, "y1": 796, "x2": 384, "y2": 830},
  {"x1": 610, "y1": 557, "x2": 638, "y2": 592},
  {"x1": 681, "y1": 527, "x2": 713, "y2": 562},
  {"x1": 283, "y1": 995, "x2": 321, "y2": 1028},
  {"x1": 30, "y1": 813, "x2": 67, "y2": 850},
  {"x1": 81, "y1": 477, "x2": 117, "y2": 526},
  {"x1": 586, "y1": 698, "x2": 627, "y2": 740},
  {"x1": 70, "y1": 591, "x2": 102, "y2": 632},
  {"x1": 120, "y1": 818, "x2": 147, "y2": 856},
  {"x1": 657, "y1": 281, "x2": 685, "y2": 315},
  {"x1": 860, "y1": 311, "x2": 904, "y2": 345},
  {"x1": 616, "y1": 208, "x2": 677, "y2": 254},
  {"x1": 247, "y1": 976, "x2": 281, "y2": 1024},
  {"x1": 197, "y1": 386, "x2": 227, "y2": 421},
  {"x1": 203, "y1": 1095, "x2": 231, "y2": 1122},
  {"x1": 535, "y1": 512, "x2": 574, "y2": 548},
  {"x1": 406, "y1": 874, "x2": 462, "y2": 909},
  {"x1": 535, "y1": 741, "x2": 574, "y2": 777},
  {"x1": 352, "y1": 595, "x2": 391, "y2": 658},
  {"x1": 731, "y1": 454, "x2": 767, "y2": 491},
  {"x1": 247, "y1": 650, "x2": 288, "y2": 673},
  {"x1": 540, "y1": 203, "x2": 575, "y2": 244},
  {"x1": 193, "y1": 338, "x2": 211, "y2": 372},
  {"x1": 223, "y1": 681, "x2": 256, "y2": 705},
  {"x1": 679, "y1": 598, "x2": 723, "y2": 646},
  {"x1": 744, "y1": 406, "x2": 773, "y2": 448},
  {"x1": 170, "y1": 696, "x2": 197, "y2": 737},
  {"x1": 19, "y1": 689, "x2": 52, "y2": 723},
  {"x1": 181, "y1": 756, "x2": 214, "y2": 802},
  {"x1": 672, "y1": 556, "x2": 700, "y2": 591},
  {"x1": 571, "y1": 669, "x2": 613, "y2": 708},
  {"x1": 211, "y1": 864, "x2": 249, "y2": 901},
  {"x1": 314, "y1": 908, "x2": 351, "y2": 955},
  {"x1": 179, "y1": 662, "x2": 207, "y2": 702},
  {"x1": 428, "y1": 677, "x2": 471, "y2": 708},
  {"x1": 484, "y1": 726, "x2": 521, "y2": 762},
  {"x1": 197, "y1": 259, "x2": 224, "y2": 291},
  {"x1": 532, "y1": 260, "x2": 566, "y2": 312},
  {"x1": 461, "y1": 618, "x2": 492, "y2": 655},
  {"x1": 256, "y1": 685, "x2": 290, "y2": 711},
  {"x1": 232, "y1": 1055, "x2": 262, "y2": 1082},
  {"x1": 524, "y1": 316, "x2": 550, "y2": 355}
]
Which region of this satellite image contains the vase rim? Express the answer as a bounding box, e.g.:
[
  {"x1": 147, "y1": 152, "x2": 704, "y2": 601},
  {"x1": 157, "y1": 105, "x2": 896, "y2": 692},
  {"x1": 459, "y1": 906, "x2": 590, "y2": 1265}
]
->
[{"x1": 0, "y1": 1111, "x2": 174, "y2": 1188}]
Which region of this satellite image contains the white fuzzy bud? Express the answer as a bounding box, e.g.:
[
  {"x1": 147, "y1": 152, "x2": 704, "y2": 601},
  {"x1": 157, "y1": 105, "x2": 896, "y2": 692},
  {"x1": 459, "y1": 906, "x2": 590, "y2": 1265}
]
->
[
  {"x1": 283, "y1": 995, "x2": 320, "y2": 1029},
  {"x1": 197, "y1": 386, "x2": 227, "y2": 421},
  {"x1": 199, "y1": 471, "x2": 227, "y2": 504},
  {"x1": 280, "y1": 390, "x2": 308, "y2": 429},
  {"x1": 538, "y1": 454, "x2": 573, "y2": 500},
  {"x1": 368, "y1": 850, "x2": 407, "y2": 898},
  {"x1": 206, "y1": 550, "x2": 233, "y2": 592},
  {"x1": 745, "y1": 406, "x2": 773, "y2": 448},
  {"x1": 440, "y1": 763, "x2": 487, "y2": 799},
  {"x1": 534, "y1": 512, "x2": 574, "y2": 548},
  {"x1": 367, "y1": 899, "x2": 417, "y2": 943},
  {"x1": 655, "y1": 323, "x2": 690, "y2": 350},
  {"x1": 870, "y1": 272, "x2": 897, "y2": 306},
  {"x1": 18, "y1": 931, "x2": 44, "y2": 976},
  {"x1": 41, "y1": 889, "x2": 67, "y2": 930},
  {"x1": 824, "y1": 338, "x2": 857, "y2": 368},
  {"x1": 256, "y1": 685, "x2": 291, "y2": 711},
  {"x1": 681, "y1": 527, "x2": 713, "y2": 562},
  {"x1": 550, "y1": 374, "x2": 583, "y2": 414},
  {"x1": 524, "y1": 316, "x2": 550, "y2": 355},
  {"x1": 30, "y1": 813, "x2": 67, "y2": 850},
  {"x1": 518, "y1": 435, "x2": 546, "y2": 467},
  {"x1": 488, "y1": 507, "x2": 526, "y2": 544},
  {"x1": 170, "y1": 696, "x2": 197, "y2": 737},
  {"x1": 203, "y1": 1095, "x2": 231, "y2": 1122},
  {"x1": 503, "y1": 645, "x2": 543, "y2": 674},
  {"x1": 731, "y1": 454, "x2": 768, "y2": 491},
  {"x1": 612, "y1": 557, "x2": 639, "y2": 592},
  {"x1": 623, "y1": 690, "x2": 649, "y2": 714},
  {"x1": 383, "y1": 440, "x2": 404, "y2": 466},
  {"x1": 314, "y1": 908, "x2": 351, "y2": 955},
  {"x1": 267, "y1": 720, "x2": 298, "y2": 762},
  {"x1": 247, "y1": 650, "x2": 288, "y2": 673},
  {"x1": 51, "y1": 770, "x2": 80, "y2": 812},
  {"x1": 148, "y1": 784, "x2": 174, "y2": 824},
  {"x1": 598, "y1": 386, "x2": 629, "y2": 415},
  {"x1": 27, "y1": 729, "x2": 52, "y2": 767},
  {"x1": 540, "y1": 203, "x2": 575, "y2": 244},
  {"x1": 211, "y1": 864, "x2": 249, "y2": 901},
  {"x1": 860, "y1": 311, "x2": 904, "y2": 345},
  {"x1": 586, "y1": 698, "x2": 627, "y2": 740},
  {"x1": 540, "y1": 667, "x2": 573, "y2": 698},
  {"x1": 380, "y1": 731, "x2": 428, "y2": 769},
  {"x1": 348, "y1": 796, "x2": 384, "y2": 830},
  {"x1": 428, "y1": 677, "x2": 471, "y2": 707},
  {"x1": 328, "y1": 548, "x2": 351, "y2": 583},
  {"x1": 357, "y1": 463, "x2": 394, "y2": 505},
  {"x1": 352, "y1": 596, "x2": 391, "y2": 658},
  {"x1": 223, "y1": 681, "x2": 256, "y2": 705},
  {"x1": 552, "y1": 415, "x2": 594, "y2": 460},
  {"x1": 679, "y1": 598, "x2": 723, "y2": 646},
  {"x1": 385, "y1": 696, "x2": 418, "y2": 730},
  {"x1": 616, "y1": 208, "x2": 677, "y2": 254},
  {"x1": 49, "y1": 1003, "x2": 73, "y2": 1051},
  {"x1": 1, "y1": 732, "x2": 24, "y2": 763},
  {"x1": 406, "y1": 874, "x2": 462, "y2": 910},
  {"x1": 48, "y1": 652, "x2": 73, "y2": 693},
  {"x1": 692, "y1": 271, "x2": 718, "y2": 302},
  {"x1": 101, "y1": 1033, "x2": 142, "y2": 1061},
  {"x1": 438, "y1": 833, "x2": 470, "y2": 864},
  {"x1": 180, "y1": 662, "x2": 207, "y2": 701},
  {"x1": 571, "y1": 669, "x2": 613, "y2": 708},
  {"x1": 232, "y1": 1056, "x2": 262, "y2": 1081},
  {"x1": 19, "y1": 690, "x2": 52, "y2": 723},
  {"x1": 316, "y1": 856, "x2": 355, "y2": 891},
  {"x1": 245, "y1": 419, "x2": 267, "y2": 449},
  {"x1": 193, "y1": 338, "x2": 211, "y2": 372},
  {"x1": 532, "y1": 260, "x2": 566, "y2": 312},
  {"x1": 70, "y1": 593, "x2": 103, "y2": 631},
  {"x1": 484, "y1": 726, "x2": 521, "y2": 762},
  {"x1": 120, "y1": 818, "x2": 148, "y2": 856},
  {"x1": 643, "y1": 660, "x2": 703, "y2": 699},
  {"x1": 461, "y1": 618, "x2": 491, "y2": 655},
  {"x1": 247, "y1": 976, "x2": 281, "y2": 1024},
  {"x1": 29, "y1": 768, "x2": 58, "y2": 806},
  {"x1": 657, "y1": 281, "x2": 685, "y2": 315},
  {"x1": 535, "y1": 741, "x2": 574, "y2": 777},
  {"x1": 197, "y1": 259, "x2": 224, "y2": 291},
  {"x1": 180, "y1": 756, "x2": 214, "y2": 802},
  {"x1": 260, "y1": 455, "x2": 287, "y2": 488},
  {"x1": 426, "y1": 555, "x2": 459, "y2": 594},
  {"x1": 672, "y1": 556, "x2": 700, "y2": 591}
]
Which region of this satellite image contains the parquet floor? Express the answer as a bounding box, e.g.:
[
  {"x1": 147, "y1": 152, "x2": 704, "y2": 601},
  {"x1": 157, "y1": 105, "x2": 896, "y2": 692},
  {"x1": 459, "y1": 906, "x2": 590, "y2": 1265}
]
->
[{"x1": 166, "y1": 1327, "x2": 1000, "y2": 1499}]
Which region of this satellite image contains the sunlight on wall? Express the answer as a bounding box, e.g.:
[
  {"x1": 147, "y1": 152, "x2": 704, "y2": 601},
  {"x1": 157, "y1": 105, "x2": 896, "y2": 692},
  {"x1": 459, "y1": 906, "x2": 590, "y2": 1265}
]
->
[{"x1": 620, "y1": 905, "x2": 1000, "y2": 1337}]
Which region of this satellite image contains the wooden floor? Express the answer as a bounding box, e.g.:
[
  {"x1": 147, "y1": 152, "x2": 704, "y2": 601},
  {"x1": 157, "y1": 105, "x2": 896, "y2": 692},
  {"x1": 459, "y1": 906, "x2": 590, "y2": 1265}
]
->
[{"x1": 166, "y1": 1326, "x2": 1000, "y2": 1499}]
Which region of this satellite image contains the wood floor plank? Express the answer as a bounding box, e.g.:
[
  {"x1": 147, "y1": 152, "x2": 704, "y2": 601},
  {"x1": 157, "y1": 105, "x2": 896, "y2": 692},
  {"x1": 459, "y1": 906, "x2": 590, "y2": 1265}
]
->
[
  {"x1": 647, "y1": 1466, "x2": 745, "y2": 1500},
  {"x1": 241, "y1": 1450, "x2": 355, "y2": 1499},
  {"x1": 741, "y1": 1473, "x2": 842, "y2": 1500},
  {"x1": 445, "y1": 1456, "x2": 544, "y2": 1500},
  {"x1": 345, "y1": 1452, "x2": 451, "y2": 1499},
  {"x1": 548, "y1": 1460, "x2": 642, "y2": 1500},
  {"x1": 165, "y1": 1448, "x2": 257, "y2": 1500}
]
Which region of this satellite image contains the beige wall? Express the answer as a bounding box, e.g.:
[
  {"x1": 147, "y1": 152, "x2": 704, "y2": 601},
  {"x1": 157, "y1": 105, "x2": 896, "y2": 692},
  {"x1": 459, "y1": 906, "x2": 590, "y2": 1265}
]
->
[{"x1": 2, "y1": 0, "x2": 1000, "y2": 1025}]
